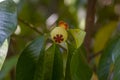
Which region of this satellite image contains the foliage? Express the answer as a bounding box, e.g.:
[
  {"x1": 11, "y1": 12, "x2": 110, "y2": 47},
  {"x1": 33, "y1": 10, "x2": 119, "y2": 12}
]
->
[{"x1": 0, "y1": 0, "x2": 120, "y2": 80}]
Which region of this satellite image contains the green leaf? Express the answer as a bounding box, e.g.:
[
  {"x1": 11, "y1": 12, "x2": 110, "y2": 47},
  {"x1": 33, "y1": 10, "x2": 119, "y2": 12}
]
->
[
  {"x1": 70, "y1": 49, "x2": 92, "y2": 80},
  {"x1": 65, "y1": 43, "x2": 76, "y2": 80},
  {"x1": 94, "y1": 21, "x2": 118, "y2": 53},
  {"x1": 113, "y1": 56, "x2": 120, "y2": 80},
  {"x1": 33, "y1": 44, "x2": 55, "y2": 80},
  {"x1": 0, "y1": 0, "x2": 17, "y2": 46},
  {"x1": 16, "y1": 36, "x2": 45, "y2": 80},
  {"x1": 34, "y1": 44, "x2": 63, "y2": 80},
  {"x1": 0, "y1": 55, "x2": 18, "y2": 79},
  {"x1": 43, "y1": 44, "x2": 55, "y2": 80},
  {"x1": 98, "y1": 36, "x2": 120, "y2": 80},
  {"x1": 0, "y1": 39, "x2": 9, "y2": 70},
  {"x1": 94, "y1": 21, "x2": 118, "y2": 66},
  {"x1": 97, "y1": 37, "x2": 118, "y2": 80},
  {"x1": 33, "y1": 48, "x2": 45, "y2": 80},
  {"x1": 65, "y1": 44, "x2": 88, "y2": 80},
  {"x1": 52, "y1": 45, "x2": 64, "y2": 80},
  {"x1": 112, "y1": 38, "x2": 120, "y2": 80},
  {"x1": 69, "y1": 29, "x2": 86, "y2": 48}
]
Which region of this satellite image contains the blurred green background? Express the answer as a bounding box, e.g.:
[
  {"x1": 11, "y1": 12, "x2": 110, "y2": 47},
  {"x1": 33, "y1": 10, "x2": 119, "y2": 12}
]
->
[{"x1": 0, "y1": 0, "x2": 120, "y2": 80}]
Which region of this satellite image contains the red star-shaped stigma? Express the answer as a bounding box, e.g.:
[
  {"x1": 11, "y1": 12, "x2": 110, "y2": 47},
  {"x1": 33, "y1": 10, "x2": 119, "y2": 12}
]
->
[{"x1": 53, "y1": 34, "x2": 64, "y2": 43}]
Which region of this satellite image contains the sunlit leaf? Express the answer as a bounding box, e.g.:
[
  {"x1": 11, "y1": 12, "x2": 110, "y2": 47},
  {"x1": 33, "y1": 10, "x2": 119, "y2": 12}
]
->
[
  {"x1": 69, "y1": 29, "x2": 86, "y2": 48},
  {"x1": 94, "y1": 21, "x2": 118, "y2": 53},
  {"x1": 0, "y1": 39, "x2": 9, "y2": 70},
  {"x1": 0, "y1": 0, "x2": 17, "y2": 46},
  {"x1": 94, "y1": 21, "x2": 118, "y2": 66}
]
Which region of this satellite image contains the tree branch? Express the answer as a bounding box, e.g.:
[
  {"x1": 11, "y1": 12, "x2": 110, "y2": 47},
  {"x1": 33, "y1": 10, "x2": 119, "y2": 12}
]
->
[
  {"x1": 84, "y1": 0, "x2": 97, "y2": 62},
  {"x1": 18, "y1": 18, "x2": 43, "y2": 34}
]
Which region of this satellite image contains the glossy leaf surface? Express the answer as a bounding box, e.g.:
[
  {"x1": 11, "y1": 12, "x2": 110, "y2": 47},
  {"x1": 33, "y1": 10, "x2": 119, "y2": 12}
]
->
[
  {"x1": 0, "y1": 0, "x2": 17, "y2": 46},
  {"x1": 16, "y1": 36, "x2": 45, "y2": 80}
]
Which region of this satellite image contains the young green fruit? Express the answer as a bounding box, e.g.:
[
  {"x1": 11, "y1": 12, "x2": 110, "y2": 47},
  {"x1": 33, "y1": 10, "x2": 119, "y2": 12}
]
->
[{"x1": 50, "y1": 27, "x2": 68, "y2": 44}]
